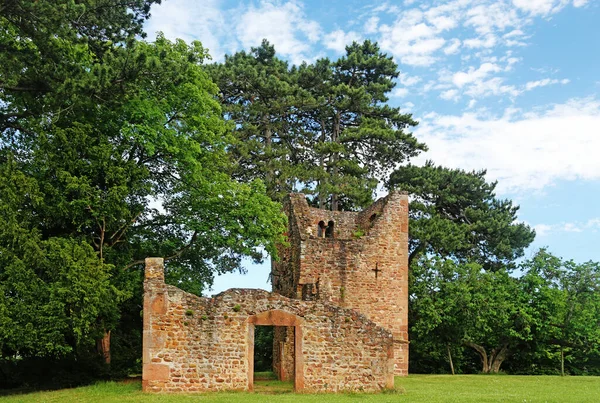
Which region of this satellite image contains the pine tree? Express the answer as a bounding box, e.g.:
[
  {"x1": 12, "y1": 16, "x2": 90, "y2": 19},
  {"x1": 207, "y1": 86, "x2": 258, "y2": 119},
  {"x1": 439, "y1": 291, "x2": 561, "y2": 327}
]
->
[
  {"x1": 210, "y1": 40, "x2": 426, "y2": 210},
  {"x1": 299, "y1": 41, "x2": 425, "y2": 210},
  {"x1": 388, "y1": 161, "x2": 535, "y2": 271}
]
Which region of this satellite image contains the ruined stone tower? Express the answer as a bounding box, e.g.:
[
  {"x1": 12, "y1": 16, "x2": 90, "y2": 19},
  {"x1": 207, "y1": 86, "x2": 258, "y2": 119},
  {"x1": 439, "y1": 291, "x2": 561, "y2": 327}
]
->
[{"x1": 271, "y1": 190, "x2": 410, "y2": 376}]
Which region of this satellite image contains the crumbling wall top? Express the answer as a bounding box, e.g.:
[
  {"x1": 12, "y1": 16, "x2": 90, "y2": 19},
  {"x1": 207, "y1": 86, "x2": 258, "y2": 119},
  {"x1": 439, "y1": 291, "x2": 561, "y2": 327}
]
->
[
  {"x1": 145, "y1": 257, "x2": 165, "y2": 281},
  {"x1": 286, "y1": 190, "x2": 408, "y2": 240}
]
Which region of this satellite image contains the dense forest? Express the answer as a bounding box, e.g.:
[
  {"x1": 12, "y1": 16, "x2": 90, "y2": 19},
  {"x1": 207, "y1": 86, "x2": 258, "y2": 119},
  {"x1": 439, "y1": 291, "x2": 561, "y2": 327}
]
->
[{"x1": 1, "y1": 0, "x2": 598, "y2": 389}]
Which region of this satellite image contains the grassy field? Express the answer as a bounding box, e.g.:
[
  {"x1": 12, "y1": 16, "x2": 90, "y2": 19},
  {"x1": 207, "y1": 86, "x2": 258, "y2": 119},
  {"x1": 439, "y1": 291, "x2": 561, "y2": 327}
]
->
[{"x1": 1, "y1": 375, "x2": 599, "y2": 402}]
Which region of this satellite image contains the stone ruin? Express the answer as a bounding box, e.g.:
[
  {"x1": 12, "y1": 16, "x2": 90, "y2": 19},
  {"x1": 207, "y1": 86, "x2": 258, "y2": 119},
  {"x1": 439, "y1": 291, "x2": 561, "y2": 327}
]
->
[{"x1": 142, "y1": 190, "x2": 409, "y2": 393}]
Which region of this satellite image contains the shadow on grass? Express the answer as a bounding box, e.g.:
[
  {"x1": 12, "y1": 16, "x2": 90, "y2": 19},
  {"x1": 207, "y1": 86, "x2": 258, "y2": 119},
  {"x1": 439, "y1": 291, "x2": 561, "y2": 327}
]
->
[
  {"x1": 253, "y1": 379, "x2": 294, "y2": 394},
  {"x1": 0, "y1": 376, "x2": 141, "y2": 398}
]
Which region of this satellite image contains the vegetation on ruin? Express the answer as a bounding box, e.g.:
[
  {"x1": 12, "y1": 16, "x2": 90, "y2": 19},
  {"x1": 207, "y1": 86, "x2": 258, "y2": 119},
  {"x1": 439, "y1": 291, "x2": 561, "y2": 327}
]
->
[{"x1": 2, "y1": 375, "x2": 600, "y2": 402}]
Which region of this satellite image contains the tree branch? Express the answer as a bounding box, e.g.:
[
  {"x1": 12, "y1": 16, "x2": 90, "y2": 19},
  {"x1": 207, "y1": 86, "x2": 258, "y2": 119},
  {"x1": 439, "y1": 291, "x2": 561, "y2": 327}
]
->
[
  {"x1": 408, "y1": 241, "x2": 428, "y2": 267},
  {"x1": 108, "y1": 211, "x2": 142, "y2": 246},
  {"x1": 463, "y1": 340, "x2": 489, "y2": 373},
  {"x1": 122, "y1": 231, "x2": 198, "y2": 271}
]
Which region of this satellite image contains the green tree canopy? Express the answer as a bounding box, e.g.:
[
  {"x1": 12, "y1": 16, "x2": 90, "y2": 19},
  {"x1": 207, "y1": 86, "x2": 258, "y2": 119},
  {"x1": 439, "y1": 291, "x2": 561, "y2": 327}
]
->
[
  {"x1": 410, "y1": 257, "x2": 534, "y2": 374},
  {"x1": 297, "y1": 40, "x2": 426, "y2": 210},
  {"x1": 520, "y1": 249, "x2": 600, "y2": 375},
  {"x1": 209, "y1": 40, "x2": 426, "y2": 210},
  {"x1": 1, "y1": 0, "x2": 160, "y2": 134},
  {"x1": 207, "y1": 40, "x2": 307, "y2": 202},
  {"x1": 388, "y1": 161, "x2": 535, "y2": 271},
  {"x1": 1, "y1": 2, "x2": 286, "y2": 361}
]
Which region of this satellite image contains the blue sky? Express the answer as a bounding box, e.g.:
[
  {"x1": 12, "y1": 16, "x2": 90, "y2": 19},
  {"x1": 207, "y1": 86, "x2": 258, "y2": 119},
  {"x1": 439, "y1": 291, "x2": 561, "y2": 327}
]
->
[{"x1": 145, "y1": 0, "x2": 600, "y2": 294}]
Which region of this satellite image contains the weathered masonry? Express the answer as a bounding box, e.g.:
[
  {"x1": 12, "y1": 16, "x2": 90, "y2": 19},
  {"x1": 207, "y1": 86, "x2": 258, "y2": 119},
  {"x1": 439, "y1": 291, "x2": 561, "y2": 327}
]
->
[
  {"x1": 142, "y1": 258, "x2": 395, "y2": 393},
  {"x1": 272, "y1": 191, "x2": 410, "y2": 376}
]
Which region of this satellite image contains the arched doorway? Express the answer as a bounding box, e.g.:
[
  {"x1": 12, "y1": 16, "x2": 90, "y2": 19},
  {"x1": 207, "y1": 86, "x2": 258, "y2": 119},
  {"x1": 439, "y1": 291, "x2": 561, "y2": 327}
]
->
[{"x1": 247, "y1": 310, "x2": 304, "y2": 392}]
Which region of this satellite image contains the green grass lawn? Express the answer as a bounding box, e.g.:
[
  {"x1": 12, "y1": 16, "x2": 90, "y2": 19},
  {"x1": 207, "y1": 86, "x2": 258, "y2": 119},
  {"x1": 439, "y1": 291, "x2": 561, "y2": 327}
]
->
[{"x1": 1, "y1": 375, "x2": 599, "y2": 402}]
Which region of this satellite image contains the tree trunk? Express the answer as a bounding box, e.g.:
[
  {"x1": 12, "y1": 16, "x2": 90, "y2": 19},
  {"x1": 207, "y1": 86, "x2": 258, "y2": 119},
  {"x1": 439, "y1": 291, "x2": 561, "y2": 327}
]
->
[
  {"x1": 97, "y1": 330, "x2": 111, "y2": 365},
  {"x1": 263, "y1": 116, "x2": 273, "y2": 192},
  {"x1": 331, "y1": 114, "x2": 340, "y2": 211},
  {"x1": 464, "y1": 341, "x2": 489, "y2": 373},
  {"x1": 319, "y1": 119, "x2": 326, "y2": 209},
  {"x1": 464, "y1": 341, "x2": 509, "y2": 374},
  {"x1": 447, "y1": 344, "x2": 455, "y2": 375},
  {"x1": 489, "y1": 343, "x2": 509, "y2": 373},
  {"x1": 561, "y1": 346, "x2": 565, "y2": 376}
]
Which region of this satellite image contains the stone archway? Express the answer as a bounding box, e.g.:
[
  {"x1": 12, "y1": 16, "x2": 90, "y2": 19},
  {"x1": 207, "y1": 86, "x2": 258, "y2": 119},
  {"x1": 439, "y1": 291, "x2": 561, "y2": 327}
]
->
[{"x1": 247, "y1": 310, "x2": 304, "y2": 392}]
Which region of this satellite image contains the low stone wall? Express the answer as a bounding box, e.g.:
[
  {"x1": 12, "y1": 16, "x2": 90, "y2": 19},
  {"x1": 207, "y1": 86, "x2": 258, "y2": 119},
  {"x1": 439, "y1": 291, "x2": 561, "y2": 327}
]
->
[{"x1": 143, "y1": 258, "x2": 394, "y2": 393}]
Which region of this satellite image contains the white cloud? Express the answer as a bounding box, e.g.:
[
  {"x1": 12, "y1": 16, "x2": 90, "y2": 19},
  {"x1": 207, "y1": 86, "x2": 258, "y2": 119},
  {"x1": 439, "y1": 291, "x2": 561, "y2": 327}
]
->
[
  {"x1": 586, "y1": 218, "x2": 600, "y2": 229},
  {"x1": 511, "y1": 0, "x2": 571, "y2": 16},
  {"x1": 563, "y1": 222, "x2": 583, "y2": 232},
  {"x1": 364, "y1": 16, "x2": 380, "y2": 34},
  {"x1": 573, "y1": 0, "x2": 590, "y2": 7},
  {"x1": 144, "y1": 0, "x2": 326, "y2": 64},
  {"x1": 532, "y1": 217, "x2": 600, "y2": 237},
  {"x1": 236, "y1": 1, "x2": 322, "y2": 65},
  {"x1": 392, "y1": 87, "x2": 410, "y2": 98},
  {"x1": 452, "y1": 62, "x2": 503, "y2": 87},
  {"x1": 506, "y1": 57, "x2": 521, "y2": 68},
  {"x1": 439, "y1": 60, "x2": 569, "y2": 100},
  {"x1": 426, "y1": 14, "x2": 458, "y2": 31},
  {"x1": 524, "y1": 78, "x2": 570, "y2": 91},
  {"x1": 145, "y1": 0, "x2": 586, "y2": 70},
  {"x1": 464, "y1": 35, "x2": 498, "y2": 49},
  {"x1": 534, "y1": 223, "x2": 553, "y2": 236},
  {"x1": 378, "y1": 9, "x2": 446, "y2": 66},
  {"x1": 414, "y1": 97, "x2": 600, "y2": 194},
  {"x1": 440, "y1": 89, "x2": 460, "y2": 101},
  {"x1": 370, "y1": 0, "x2": 584, "y2": 71},
  {"x1": 324, "y1": 29, "x2": 361, "y2": 53},
  {"x1": 144, "y1": 0, "x2": 227, "y2": 59},
  {"x1": 372, "y1": 2, "x2": 400, "y2": 13},
  {"x1": 465, "y1": 77, "x2": 520, "y2": 97},
  {"x1": 465, "y1": 3, "x2": 522, "y2": 35},
  {"x1": 504, "y1": 29, "x2": 525, "y2": 38},
  {"x1": 444, "y1": 38, "x2": 461, "y2": 55},
  {"x1": 399, "y1": 72, "x2": 422, "y2": 86}
]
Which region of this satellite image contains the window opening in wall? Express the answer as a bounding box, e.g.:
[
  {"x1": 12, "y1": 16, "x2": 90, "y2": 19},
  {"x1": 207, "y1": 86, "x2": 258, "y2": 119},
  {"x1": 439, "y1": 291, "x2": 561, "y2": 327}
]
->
[
  {"x1": 301, "y1": 283, "x2": 317, "y2": 301},
  {"x1": 369, "y1": 213, "x2": 377, "y2": 224},
  {"x1": 317, "y1": 221, "x2": 326, "y2": 238},
  {"x1": 325, "y1": 221, "x2": 334, "y2": 238},
  {"x1": 253, "y1": 325, "x2": 294, "y2": 393}
]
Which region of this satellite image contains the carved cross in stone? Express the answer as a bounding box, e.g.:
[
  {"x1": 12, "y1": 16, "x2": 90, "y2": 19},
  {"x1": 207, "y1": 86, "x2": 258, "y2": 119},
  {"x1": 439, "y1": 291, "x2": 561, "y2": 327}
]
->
[{"x1": 372, "y1": 262, "x2": 381, "y2": 279}]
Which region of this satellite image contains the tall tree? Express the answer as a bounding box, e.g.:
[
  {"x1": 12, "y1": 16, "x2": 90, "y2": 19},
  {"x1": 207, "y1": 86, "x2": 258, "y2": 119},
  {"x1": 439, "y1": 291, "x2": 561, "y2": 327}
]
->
[
  {"x1": 520, "y1": 249, "x2": 600, "y2": 375},
  {"x1": 410, "y1": 257, "x2": 534, "y2": 374},
  {"x1": 387, "y1": 161, "x2": 535, "y2": 271},
  {"x1": 1, "y1": 2, "x2": 286, "y2": 366},
  {"x1": 409, "y1": 257, "x2": 472, "y2": 374},
  {"x1": 298, "y1": 41, "x2": 426, "y2": 210},
  {"x1": 0, "y1": 160, "x2": 122, "y2": 359},
  {"x1": 1, "y1": 0, "x2": 160, "y2": 134},
  {"x1": 210, "y1": 40, "x2": 426, "y2": 210},
  {"x1": 207, "y1": 40, "x2": 309, "y2": 201}
]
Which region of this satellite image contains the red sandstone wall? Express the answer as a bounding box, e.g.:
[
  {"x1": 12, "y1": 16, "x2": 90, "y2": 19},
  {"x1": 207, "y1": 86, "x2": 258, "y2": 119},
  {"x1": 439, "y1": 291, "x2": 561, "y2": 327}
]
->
[
  {"x1": 272, "y1": 326, "x2": 295, "y2": 382},
  {"x1": 143, "y1": 258, "x2": 394, "y2": 393},
  {"x1": 272, "y1": 191, "x2": 410, "y2": 375}
]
